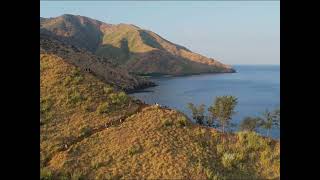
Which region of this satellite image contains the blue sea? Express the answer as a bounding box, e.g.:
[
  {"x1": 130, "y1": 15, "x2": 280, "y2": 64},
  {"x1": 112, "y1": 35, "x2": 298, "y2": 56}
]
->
[{"x1": 131, "y1": 65, "x2": 280, "y2": 139}]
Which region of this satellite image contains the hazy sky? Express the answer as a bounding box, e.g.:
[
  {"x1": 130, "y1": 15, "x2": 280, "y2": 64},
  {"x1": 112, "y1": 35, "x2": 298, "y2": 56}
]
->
[{"x1": 40, "y1": 1, "x2": 280, "y2": 65}]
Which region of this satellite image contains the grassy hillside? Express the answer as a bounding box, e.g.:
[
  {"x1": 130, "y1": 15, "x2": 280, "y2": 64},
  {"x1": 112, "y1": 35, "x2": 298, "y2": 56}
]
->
[
  {"x1": 40, "y1": 30, "x2": 155, "y2": 92},
  {"x1": 40, "y1": 53, "x2": 279, "y2": 180},
  {"x1": 41, "y1": 14, "x2": 235, "y2": 76}
]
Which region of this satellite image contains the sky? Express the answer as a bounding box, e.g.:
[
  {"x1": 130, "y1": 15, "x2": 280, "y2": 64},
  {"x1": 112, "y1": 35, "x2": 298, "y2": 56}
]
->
[{"x1": 40, "y1": 1, "x2": 280, "y2": 65}]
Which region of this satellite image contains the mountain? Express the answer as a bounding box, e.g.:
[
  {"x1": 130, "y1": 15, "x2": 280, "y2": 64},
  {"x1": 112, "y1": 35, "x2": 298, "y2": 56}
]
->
[
  {"x1": 40, "y1": 29, "x2": 155, "y2": 92},
  {"x1": 41, "y1": 14, "x2": 235, "y2": 75},
  {"x1": 40, "y1": 14, "x2": 279, "y2": 179},
  {"x1": 40, "y1": 50, "x2": 279, "y2": 180}
]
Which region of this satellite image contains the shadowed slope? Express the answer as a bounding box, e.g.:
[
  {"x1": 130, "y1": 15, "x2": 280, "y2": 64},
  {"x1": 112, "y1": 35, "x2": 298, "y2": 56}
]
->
[
  {"x1": 40, "y1": 30, "x2": 155, "y2": 92},
  {"x1": 41, "y1": 14, "x2": 235, "y2": 75}
]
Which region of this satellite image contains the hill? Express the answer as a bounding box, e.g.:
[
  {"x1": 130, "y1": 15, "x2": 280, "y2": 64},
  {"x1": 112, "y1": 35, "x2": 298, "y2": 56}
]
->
[
  {"x1": 41, "y1": 14, "x2": 235, "y2": 76},
  {"x1": 40, "y1": 51, "x2": 279, "y2": 180},
  {"x1": 40, "y1": 29, "x2": 155, "y2": 92}
]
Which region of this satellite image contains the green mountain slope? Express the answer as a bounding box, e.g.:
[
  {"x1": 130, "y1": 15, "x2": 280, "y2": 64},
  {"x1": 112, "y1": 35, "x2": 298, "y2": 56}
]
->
[{"x1": 41, "y1": 14, "x2": 235, "y2": 75}]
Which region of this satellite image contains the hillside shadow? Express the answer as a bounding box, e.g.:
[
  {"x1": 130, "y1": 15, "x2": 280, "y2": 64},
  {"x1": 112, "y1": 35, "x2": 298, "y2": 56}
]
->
[{"x1": 138, "y1": 30, "x2": 164, "y2": 50}]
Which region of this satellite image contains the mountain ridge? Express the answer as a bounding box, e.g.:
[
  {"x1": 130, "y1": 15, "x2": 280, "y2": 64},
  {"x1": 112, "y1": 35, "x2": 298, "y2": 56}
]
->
[
  {"x1": 41, "y1": 14, "x2": 236, "y2": 75},
  {"x1": 40, "y1": 29, "x2": 156, "y2": 92}
]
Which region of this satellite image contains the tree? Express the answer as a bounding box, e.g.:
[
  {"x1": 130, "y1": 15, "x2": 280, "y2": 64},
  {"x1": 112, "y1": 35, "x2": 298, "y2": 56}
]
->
[
  {"x1": 240, "y1": 116, "x2": 261, "y2": 132},
  {"x1": 187, "y1": 103, "x2": 206, "y2": 125},
  {"x1": 273, "y1": 107, "x2": 280, "y2": 126},
  {"x1": 260, "y1": 108, "x2": 280, "y2": 137},
  {"x1": 208, "y1": 96, "x2": 238, "y2": 133}
]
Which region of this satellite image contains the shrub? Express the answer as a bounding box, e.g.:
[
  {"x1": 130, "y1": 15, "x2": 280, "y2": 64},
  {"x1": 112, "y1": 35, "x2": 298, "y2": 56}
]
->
[
  {"x1": 40, "y1": 97, "x2": 53, "y2": 114},
  {"x1": 63, "y1": 76, "x2": 73, "y2": 86},
  {"x1": 103, "y1": 86, "x2": 113, "y2": 94},
  {"x1": 73, "y1": 75, "x2": 84, "y2": 84},
  {"x1": 97, "y1": 102, "x2": 111, "y2": 114},
  {"x1": 71, "y1": 68, "x2": 81, "y2": 77},
  {"x1": 163, "y1": 119, "x2": 173, "y2": 127},
  {"x1": 240, "y1": 116, "x2": 261, "y2": 132},
  {"x1": 221, "y1": 153, "x2": 237, "y2": 169},
  {"x1": 216, "y1": 144, "x2": 226, "y2": 155},
  {"x1": 109, "y1": 92, "x2": 129, "y2": 105},
  {"x1": 79, "y1": 126, "x2": 93, "y2": 137},
  {"x1": 204, "y1": 167, "x2": 222, "y2": 180},
  {"x1": 128, "y1": 144, "x2": 142, "y2": 156},
  {"x1": 237, "y1": 131, "x2": 264, "y2": 151},
  {"x1": 187, "y1": 103, "x2": 206, "y2": 125},
  {"x1": 177, "y1": 116, "x2": 188, "y2": 127},
  {"x1": 67, "y1": 91, "x2": 83, "y2": 105},
  {"x1": 40, "y1": 61, "x2": 49, "y2": 72},
  {"x1": 40, "y1": 97, "x2": 54, "y2": 123},
  {"x1": 71, "y1": 170, "x2": 85, "y2": 180},
  {"x1": 56, "y1": 171, "x2": 70, "y2": 180},
  {"x1": 40, "y1": 167, "x2": 53, "y2": 180},
  {"x1": 63, "y1": 69, "x2": 84, "y2": 86}
]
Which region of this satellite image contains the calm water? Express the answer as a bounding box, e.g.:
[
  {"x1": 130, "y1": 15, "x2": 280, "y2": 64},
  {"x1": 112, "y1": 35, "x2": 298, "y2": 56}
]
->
[{"x1": 131, "y1": 65, "x2": 280, "y2": 139}]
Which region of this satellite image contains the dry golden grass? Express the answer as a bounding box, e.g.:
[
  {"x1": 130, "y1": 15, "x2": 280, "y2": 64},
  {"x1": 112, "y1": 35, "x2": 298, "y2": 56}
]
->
[
  {"x1": 40, "y1": 53, "x2": 141, "y2": 170},
  {"x1": 41, "y1": 53, "x2": 279, "y2": 180}
]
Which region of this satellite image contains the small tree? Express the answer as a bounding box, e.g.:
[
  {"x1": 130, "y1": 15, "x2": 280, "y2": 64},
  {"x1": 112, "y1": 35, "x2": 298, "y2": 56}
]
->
[
  {"x1": 187, "y1": 103, "x2": 206, "y2": 125},
  {"x1": 240, "y1": 116, "x2": 261, "y2": 132},
  {"x1": 273, "y1": 107, "x2": 280, "y2": 126},
  {"x1": 208, "y1": 96, "x2": 238, "y2": 133},
  {"x1": 260, "y1": 108, "x2": 280, "y2": 137}
]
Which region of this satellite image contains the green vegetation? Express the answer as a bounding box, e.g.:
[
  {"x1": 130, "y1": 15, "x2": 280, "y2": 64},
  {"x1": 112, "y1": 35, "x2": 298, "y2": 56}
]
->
[
  {"x1": 109, "y1": 92, "x2": 129, "y2": 105},
  {"x1": 208, "y1": 96, "x2": 238, "y2": 133},
  {"x1": 67, "y1": 90, "x2": 84, "y2": 105},
  {"x1": 97, "y1": 102, "x2": 111, "y2": 114},
  {"x1": 103, "y1": 86, "x2": 113, "y2": 94},
  {"x1": 260, "y1": 108, "x2": 280, "y2": 137},
  {"x1": 240, "y1": 116, "x2": 261, "y2": 132},
  {"x1": 96, "y1": 91, "x2": 130, "y2": 114},
  {"x1": 128, "y1": 144, "x2": 143, "y2": 156},
  {"x1": 163, "y1": 119, "x2": 174, "y2": 127},
  {"x1": 40, "y1": 167, "x2": 53, "y2": 180},
  {"x1": 177, "y1": 116, "x2": 188, "y2": 127},
  {"x1": 79, "y1": 126, "x2": 93, "y2": 137},
  {"x1": 187, "y1": 96, "x2": 280, "y2": 139},
  {"x1": 40, "y1": 97, "x2": 54, "y2": 124},
  {"x1": 187, "y1": 103, "x2": 206, "y2": 125}
]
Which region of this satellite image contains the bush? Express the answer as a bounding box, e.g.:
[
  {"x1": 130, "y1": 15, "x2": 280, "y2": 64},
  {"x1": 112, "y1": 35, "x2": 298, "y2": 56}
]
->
[
  {"x1": 71, "y1": 170, "x2": 85, "y2": 180},
  {"x1": 237, "y1": 131, "x2": 264, "y2": 151},
  {"x1": 79, "y1": 126, "x2": 93, "y2": 137},
  {"x1": 163, "y1": 119, "x2": 173, "y2": 127},
  {"x1": 40, "y1": 97, "x2": 54, "y2": 124},
  {"x1": 40, "y1": 168, "x2": 53, "y2": 180},
  {"x1": 240, "y1": 117, "x2": 260, "y2": 132},
  {"x1": 40, "y1": 97, "x2": 53, "y2": 114},
  {"x1": 128, "y1": 144, "x2": 142, "y2": 156},
  {"x1": 63, "y1": 68, "x2": 84, "y2": 86},
  {"x1": 63, "y1": 76, "x2": 73, "y2": 86},
  {"x1": 97, "y1": 102, "x2": 110, "y2": 114},
  {"x1": 221, "y1": 153, "x2": 237, "y2": 169},
  {"x1": 73, "y1": 75, "x2": 84, "y2": 84},
  {"x1": 109, "y1": 92, "x2": 129, "y2": 105},
  {"x1": 67, "y1": 91, "x2": 83, "y2": 105},
  {"x1": 177, "y1": 116, "x2": 188, "y2": 127},
  {"x1": 103, "y1": 86, "x2": 113, "y2": 94}
]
